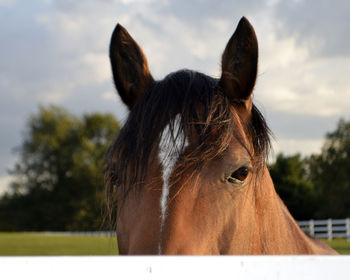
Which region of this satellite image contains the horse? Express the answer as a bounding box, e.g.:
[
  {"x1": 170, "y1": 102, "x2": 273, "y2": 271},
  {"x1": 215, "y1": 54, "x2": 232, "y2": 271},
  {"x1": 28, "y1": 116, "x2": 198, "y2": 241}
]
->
[{"x1": 105, "y1": 17, "x2": 337, "y2": 255}]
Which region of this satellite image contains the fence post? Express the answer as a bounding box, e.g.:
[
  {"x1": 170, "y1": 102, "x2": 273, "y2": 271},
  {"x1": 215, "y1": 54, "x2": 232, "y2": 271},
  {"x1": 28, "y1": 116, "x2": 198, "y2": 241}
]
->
[
  {"x1": 346, "y1": 218, "x2": 350, "y2": 242},
  {"x1": 309, "y1": 219, "x2": 315, "y2": 237},
  {"x1": 327, "y1": 218, "x2": 333, "y2": 241}
]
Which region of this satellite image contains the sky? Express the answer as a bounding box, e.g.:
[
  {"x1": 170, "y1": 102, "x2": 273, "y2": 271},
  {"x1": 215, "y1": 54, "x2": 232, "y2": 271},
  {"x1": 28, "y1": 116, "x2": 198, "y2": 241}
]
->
[{"x1": 1, "y1": 0, "x2": 350, "y2": 194}]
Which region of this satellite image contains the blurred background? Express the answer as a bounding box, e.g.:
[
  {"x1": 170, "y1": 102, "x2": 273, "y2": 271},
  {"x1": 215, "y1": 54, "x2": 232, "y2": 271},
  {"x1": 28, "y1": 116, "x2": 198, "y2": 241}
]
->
[{"x1": 0, "y1": 0, "x2": 349, "y2": 254}]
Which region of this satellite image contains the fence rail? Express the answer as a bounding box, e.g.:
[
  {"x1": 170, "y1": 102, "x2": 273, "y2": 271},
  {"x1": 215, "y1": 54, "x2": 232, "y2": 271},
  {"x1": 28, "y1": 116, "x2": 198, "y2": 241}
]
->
[
  {"x1": 36, "y1": 231, "x2": 116, "y2": 236},
  {"x1": 20, "y1": 218, "x2": 350, "y2": 241},
  {"x1": 298, "y1": 218, "x2": 350, "y2": 241}
]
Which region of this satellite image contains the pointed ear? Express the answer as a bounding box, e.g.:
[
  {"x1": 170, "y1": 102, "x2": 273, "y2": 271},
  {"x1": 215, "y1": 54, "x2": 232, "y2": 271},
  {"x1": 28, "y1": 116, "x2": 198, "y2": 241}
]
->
[
  {"x1": 219, "y1": 17, "x2": 258, "y2": 106},
  {"x1": 109, "y1": 24, "x2": 154, "y2": 110}
]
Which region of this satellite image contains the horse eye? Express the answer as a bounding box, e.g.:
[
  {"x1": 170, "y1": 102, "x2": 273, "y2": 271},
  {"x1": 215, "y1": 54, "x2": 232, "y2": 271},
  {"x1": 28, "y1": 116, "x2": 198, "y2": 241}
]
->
[{"x1": 227, "y1": 166, "x2": 250, "y2": 183}]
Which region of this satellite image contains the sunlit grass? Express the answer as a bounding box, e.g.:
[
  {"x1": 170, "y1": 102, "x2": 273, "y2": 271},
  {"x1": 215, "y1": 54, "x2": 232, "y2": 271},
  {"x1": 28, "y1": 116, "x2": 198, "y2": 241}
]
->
[
  {"x1": 323, "y1": 238, "x2": 350, "y2": 255},
  {"x1": 0, "y1": 233, "x2": 118, "y2": 256},
  {"x1": 0, "y1": 233, "x2": 349, "y2": 255}
]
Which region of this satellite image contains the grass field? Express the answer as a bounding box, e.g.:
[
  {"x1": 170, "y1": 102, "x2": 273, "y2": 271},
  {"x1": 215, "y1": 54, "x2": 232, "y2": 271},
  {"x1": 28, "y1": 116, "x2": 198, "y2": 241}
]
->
[
  {"x1": 323, "y1": 239, "x2": 350, "y2": 255},
  {"x1": 0, "y1": 233, "x2": 118, "y2": 256},
  {"x1": 0, "y1": 233, "x2": 349, "y2": 255}
]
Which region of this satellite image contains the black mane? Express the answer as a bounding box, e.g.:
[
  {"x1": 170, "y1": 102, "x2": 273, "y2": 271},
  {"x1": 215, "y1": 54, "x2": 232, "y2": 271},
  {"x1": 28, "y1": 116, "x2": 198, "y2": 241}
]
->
[{"x1": 105, "y1": 69, "x2": 271, "y2": 206}]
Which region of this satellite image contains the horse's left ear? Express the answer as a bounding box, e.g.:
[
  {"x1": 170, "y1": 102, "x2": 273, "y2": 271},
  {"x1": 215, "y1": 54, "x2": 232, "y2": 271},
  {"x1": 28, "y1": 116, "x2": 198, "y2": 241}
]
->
[
  {"x1": 109, "y1": 24, "x2": 154, "y2": 110},
  {"x1": 219, "y1": 17, "x2": 258, "y2": 108}
]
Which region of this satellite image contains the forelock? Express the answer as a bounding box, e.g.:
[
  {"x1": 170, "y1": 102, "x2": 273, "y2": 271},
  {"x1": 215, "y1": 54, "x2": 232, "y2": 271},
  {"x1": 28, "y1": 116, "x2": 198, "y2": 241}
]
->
[{"x1": 105, "y1": 69, "x2": 271, "y2": 201}]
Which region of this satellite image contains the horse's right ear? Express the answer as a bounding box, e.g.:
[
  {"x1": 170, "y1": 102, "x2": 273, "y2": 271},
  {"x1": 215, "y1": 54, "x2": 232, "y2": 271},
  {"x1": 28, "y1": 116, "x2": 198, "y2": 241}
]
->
[{"x1": 109, "y1": 24, "x2": 154, "y2": 110}]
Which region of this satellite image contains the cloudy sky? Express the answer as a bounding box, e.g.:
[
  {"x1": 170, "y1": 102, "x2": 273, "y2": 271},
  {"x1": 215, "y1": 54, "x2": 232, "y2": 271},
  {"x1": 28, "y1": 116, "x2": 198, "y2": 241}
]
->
[{"x1": 1, "y1": 0, "x2": 349, "y2": 194}]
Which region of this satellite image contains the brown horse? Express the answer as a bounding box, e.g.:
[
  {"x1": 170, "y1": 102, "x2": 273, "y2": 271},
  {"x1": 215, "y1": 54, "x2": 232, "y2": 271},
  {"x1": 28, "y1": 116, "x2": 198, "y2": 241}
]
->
[{"x1": 105, "y1": 17, "x2": 337, "y2": 255}]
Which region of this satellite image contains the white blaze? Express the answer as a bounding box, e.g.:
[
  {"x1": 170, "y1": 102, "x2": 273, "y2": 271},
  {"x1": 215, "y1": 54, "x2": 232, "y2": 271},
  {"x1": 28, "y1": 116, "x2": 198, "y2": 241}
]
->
[{"x1": 158, "y1": 115, "x2": 188, "y2": 253}]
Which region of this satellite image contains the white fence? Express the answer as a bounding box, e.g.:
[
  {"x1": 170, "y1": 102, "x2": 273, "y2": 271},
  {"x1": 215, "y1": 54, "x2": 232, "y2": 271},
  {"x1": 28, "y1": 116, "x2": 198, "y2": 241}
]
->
[
  {"x1": 298, "y1": 218, "x2": 350, "y2": 241},
  {"x1": 35, "y1": 218, "x2": 350, "y2": 241},
  {"x1": 39, "y1": 231, "x2": 115, "y2": 236},
  {"x1": 1, "y1": 256, "x2": 350, "y2": 280}
]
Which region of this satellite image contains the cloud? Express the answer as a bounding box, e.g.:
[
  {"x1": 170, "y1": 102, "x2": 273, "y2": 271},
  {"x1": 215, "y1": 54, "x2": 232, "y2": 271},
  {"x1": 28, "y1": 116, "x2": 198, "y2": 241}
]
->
[
  {"x1": 0, "y1": 0, "x2": 349, "y2": 178},
  {"x1": 256, "y1": 54, "x2": 350, "y2": 117},
  {"x1": 0, "y1": 0, "x2": 14, "y2": 7},
  {"x1": 274, "y1": 0, "x2": 350, "y2": 58},
  {"x1": 255, "y1": 7, "x2": 350, "y2": 118},
  {"x1": 271, "y1": 138, "x2": 325, "y2": 158}
]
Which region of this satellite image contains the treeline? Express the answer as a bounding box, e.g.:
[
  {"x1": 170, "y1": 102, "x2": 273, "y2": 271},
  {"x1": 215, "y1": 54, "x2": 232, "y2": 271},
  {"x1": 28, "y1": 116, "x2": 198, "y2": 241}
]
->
[
  {"x1": 0, "y1": 106, "x2": 120, "y2": 231},
  {"x1": 0, "y1": 106, "x2": 349, "y2": 230},
  {"x1": 270, "y1": 119, "x2": 350, "y2": 220}
]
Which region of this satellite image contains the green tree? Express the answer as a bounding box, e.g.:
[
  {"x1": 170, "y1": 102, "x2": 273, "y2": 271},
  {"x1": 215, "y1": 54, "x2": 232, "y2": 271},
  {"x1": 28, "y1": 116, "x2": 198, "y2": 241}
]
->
[
  {"x1": 0, "y1": 106, "x2": 120, "y2": 231},
  {"x1": 309, "y1": 119, "x2": 350, "y2": 218},
  {"x1": 269, "y1": 153, "x2": 318, "y2": 220}
]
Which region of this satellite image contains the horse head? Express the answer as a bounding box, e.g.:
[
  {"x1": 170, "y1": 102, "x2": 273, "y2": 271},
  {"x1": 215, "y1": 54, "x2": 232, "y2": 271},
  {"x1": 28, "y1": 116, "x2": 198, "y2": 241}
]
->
[{"x1": 105, "y1": 17, "x2": 336, "y2": 255}]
